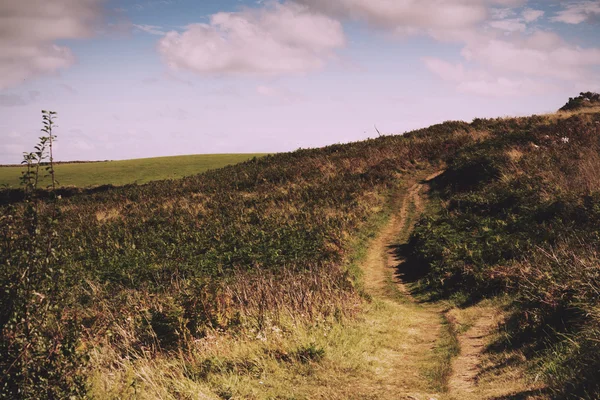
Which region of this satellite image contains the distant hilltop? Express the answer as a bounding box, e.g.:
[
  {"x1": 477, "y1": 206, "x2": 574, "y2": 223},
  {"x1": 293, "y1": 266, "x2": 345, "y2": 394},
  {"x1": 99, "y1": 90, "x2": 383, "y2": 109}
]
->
[
  {"x1": 0, "y1": 160, "x2": 108, "y2": 168},
  {"x1": 560, "y1": 91, "x2": 600, "y2": 112}
]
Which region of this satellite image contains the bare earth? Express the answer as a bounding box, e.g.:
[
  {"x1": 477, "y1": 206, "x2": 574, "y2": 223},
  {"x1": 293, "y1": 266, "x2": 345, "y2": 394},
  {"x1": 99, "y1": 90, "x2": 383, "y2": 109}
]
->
[{"x1": 359, "y1": 170, "x2": 544, "y2": 400}]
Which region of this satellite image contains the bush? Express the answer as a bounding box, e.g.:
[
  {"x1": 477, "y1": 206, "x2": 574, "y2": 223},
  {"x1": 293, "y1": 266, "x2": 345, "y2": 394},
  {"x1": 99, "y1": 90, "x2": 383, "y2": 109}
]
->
[
  {"x1": 0, "y1": 111, "x2": 87, "y2": 398},
  {"x1": 559, "y1": 91, "x2": 600, "y2": 112}
]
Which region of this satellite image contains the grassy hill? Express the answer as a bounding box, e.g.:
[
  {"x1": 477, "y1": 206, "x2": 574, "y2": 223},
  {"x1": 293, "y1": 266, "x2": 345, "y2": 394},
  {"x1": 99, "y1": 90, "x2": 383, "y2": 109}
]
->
[
  {"x1": 1, "y1": 98, "x2": 600, "y2": 399},
  {"x1": 0, "y1": 153, "x2": 267, "y2": 188},
  {"x1": 408, "y1": 108, "x2": 600, "y2": 398}
]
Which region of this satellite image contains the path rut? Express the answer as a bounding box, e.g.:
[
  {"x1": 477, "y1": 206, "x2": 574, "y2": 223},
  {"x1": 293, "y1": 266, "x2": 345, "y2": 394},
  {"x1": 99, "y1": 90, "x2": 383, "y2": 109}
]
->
[{"x1": 361, "y1": 170, "x2": 502, "y2": 400}]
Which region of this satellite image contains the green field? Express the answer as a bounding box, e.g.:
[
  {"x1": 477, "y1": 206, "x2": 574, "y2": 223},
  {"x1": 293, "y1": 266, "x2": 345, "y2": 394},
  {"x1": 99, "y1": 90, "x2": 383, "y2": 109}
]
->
[{"x1": 0, "y1": 153, "x2": 267, "y2": 188}]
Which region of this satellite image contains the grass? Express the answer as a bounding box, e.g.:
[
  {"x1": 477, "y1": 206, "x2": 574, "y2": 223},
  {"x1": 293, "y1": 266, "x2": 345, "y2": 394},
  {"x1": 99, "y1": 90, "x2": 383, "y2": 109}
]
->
[
  {"x1": 0, "y1": 153, "x2": 267, "y2": 188},
  {"x1": 88, "y1": 304, "x2": 416, "y2": 399},
  {"x1": 426, "y1": 313, "x2": 460, "y2": 393},
  {"x1": 86, "y1": 171, "x2": 459, "y2": 400},
  {"x1": 84, "y1": 179, "x2": 435, "y2": 400}
]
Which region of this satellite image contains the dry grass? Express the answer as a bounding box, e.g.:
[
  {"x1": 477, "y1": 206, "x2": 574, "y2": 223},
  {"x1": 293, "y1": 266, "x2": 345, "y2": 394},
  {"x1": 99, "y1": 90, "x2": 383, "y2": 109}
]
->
[
  {"x1": 95, "y1": 207, "x2": 122, "y2": 222},
  {"x1": 87, "y1": 174, "x2": 450, "y2": 400},
  {"x1": 539, "y1": 106, "x2": 600, "y2": 122},
  {"x1": 89, "y1": 297, "x2": 453, "y2": 400},
  {"x1": 444, "y1": 301, "x2": 547, "y2": 400}
]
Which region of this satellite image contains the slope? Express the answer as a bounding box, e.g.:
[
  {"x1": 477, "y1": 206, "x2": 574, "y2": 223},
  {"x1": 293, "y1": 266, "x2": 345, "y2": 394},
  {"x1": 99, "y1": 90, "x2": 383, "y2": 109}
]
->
[{"x1": 0, "y1": 153, "x2": 266, "y2": 188}]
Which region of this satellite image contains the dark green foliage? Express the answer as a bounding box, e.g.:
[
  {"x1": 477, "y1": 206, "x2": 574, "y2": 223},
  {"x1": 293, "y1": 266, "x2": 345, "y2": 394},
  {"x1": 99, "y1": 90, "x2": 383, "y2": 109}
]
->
[
  {"x1": 294, "y1": 343, "x2": 325, "y2": 364},
  {"x1": 559, "y1": 91, "x2": 600, "y2": 112},
  {"x1": 0, "y1": 111, "x2": 87, "y2": 399},
  {"x1": 409, "y1": 111, "x2": 600, "y2": 398}
]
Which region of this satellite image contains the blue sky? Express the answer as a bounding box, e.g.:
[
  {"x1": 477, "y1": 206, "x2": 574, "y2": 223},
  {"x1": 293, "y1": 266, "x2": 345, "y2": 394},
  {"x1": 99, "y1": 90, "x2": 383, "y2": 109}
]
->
[{"x1": 1, "y1": 0, "x2": 600, "y2": 163}]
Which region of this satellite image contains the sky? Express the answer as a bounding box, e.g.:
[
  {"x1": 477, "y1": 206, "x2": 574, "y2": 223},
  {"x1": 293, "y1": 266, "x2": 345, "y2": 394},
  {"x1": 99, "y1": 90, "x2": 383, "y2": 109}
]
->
[{"x1": 1, "y1": 0, "x2": 600, "y2": 163}]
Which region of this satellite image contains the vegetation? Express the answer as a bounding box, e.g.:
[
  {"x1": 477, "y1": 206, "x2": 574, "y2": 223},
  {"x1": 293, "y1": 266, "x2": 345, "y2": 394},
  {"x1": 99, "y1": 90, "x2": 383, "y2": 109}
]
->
[
  {"x1": 408, "y1": 110, "x2": 600, "y2": 398},
  {"x1": 0, "y1": 154, "x2": 267, "y2": 188},
  {"x1": 559, "y1": 91, "x2": 600, "y2": 112},
  {"x1": 1, "y1": 111, "x2": 87, "y2": 398},
  {"x1": 2, "y1": 99, "x2": 600, "y2": 398},
  {"x1": 0, "y1": 113, "x2": 472, "y2": 397}
]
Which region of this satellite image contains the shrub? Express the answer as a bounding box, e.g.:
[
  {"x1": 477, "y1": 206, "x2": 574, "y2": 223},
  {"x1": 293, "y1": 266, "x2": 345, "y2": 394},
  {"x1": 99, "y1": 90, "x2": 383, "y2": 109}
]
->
[
  {"x1": 559, "y1": 91, "x2": 600, "y2": 112},
  {"x1": 0, "y1": 111, "x2": 87, "y2": 398}
]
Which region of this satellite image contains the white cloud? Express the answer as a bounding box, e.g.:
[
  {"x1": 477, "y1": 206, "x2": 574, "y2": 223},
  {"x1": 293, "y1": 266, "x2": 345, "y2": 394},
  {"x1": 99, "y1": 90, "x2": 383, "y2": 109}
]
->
[
  {"x1": 423, "y1": 57, "x2": 554, "y2": 97},
  {"x1": 522, "y1": 8, "x2": 544, "y2": 23},
  {"x1": 490, "y1": 8, "x2": 516, "y2": 20},
  {"x1": 488, "y1": 0, "x2": 527, "y2": 6},
  {"x1": 287, "y1": 0, "x2": 599, "y2": 98},
  {"x1": 293, "y1": 0, "x2": 488, "y2": 33},
  {"x1": 461, "y1": 31, "x2": 600, "y2": 81},
  {"x1": 551, "y1": 1, "x2": 600, "y2": 24},
  {"x1": 486, "y1": 7, "x2": 544, "y2": 33},
  {"x1": 0, "y1": 0, "x2": 104, "y2": 90},
  {"x1": 424, "y1": 24, "x2": 600, "y2": 97},
  {"x1": 157, "y1": 2, "x2": 345, "y2": 76},
  {"x1": 488, "y1": 19, "x2": 527, "y2": 32}
]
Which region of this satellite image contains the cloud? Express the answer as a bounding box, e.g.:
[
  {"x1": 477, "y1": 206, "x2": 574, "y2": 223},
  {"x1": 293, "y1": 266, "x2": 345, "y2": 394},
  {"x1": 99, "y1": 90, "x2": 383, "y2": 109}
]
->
[
  {"x1": 486, "y1": 7, "x2": 544, "y2": 33},
  {"x1": 157, "y1": 2, "x2": 345, "y2": 76},
  {"x1": 423, "y1": 57, "x2": 554, "y2": 97},
  {"x1": 490, "y1": 8, "x2": 516, "y2": 19},
  {"x1": 0, "y1": 0, "x2": 104, "y2": 90},
  {"x1": 522, "y1": 8, "x2": 544, "y2": 23},
  {"x1": 551, "y1": 1, "x2": 600, "y2": 24},
  {"x1": 461, "y1": 31, "x2": 600, "y2": 80},
  {"x1": 488, "y1": 19, "x2": 527, "y2": 32},
  {"x1": 134, "y1": 24, "x2": 166, "y2": 35},
  {"x1": 488, "y1": 0, "x2": 527, "y2": 6},
  {"x1": 423, "y1": 24, "x2": 600, "y2": 97},
  {"x1": 293, "y1": 0, "x2": 488, "y2": 34}
]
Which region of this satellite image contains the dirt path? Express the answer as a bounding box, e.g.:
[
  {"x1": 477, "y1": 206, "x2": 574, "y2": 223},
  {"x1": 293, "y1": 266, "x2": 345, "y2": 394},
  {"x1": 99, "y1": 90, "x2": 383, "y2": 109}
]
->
[
  {"x1": 363, "y1": 171, "x2": 440, "y2": 297},
  {"x1": 446, "y1": 309, "x2": 499, "y2": 397},
  {"x1": 356, "y1": 172, "x2": 445, "y2": 399},
  {"x1": 358, "y1": 170, "x2": 516, "y2": 400}
]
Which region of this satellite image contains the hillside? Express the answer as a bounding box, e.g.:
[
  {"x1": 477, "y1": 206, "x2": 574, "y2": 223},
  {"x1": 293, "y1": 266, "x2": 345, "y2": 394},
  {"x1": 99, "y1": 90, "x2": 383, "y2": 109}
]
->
[
  {"x1": 1, "y1": 99, "x2": 600, "y2": 399},
  {"x1": 409, "y1": 108, "x2": 600, "y2": 398},
  {"x1": 0, "y1": 153, "x2": 266, "y2": 188}
]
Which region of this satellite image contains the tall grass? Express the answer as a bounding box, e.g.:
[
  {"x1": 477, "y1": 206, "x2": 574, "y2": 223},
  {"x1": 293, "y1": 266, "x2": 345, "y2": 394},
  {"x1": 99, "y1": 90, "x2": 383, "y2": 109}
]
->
[
  {"x1": 409, "y1": 110, "x2": 600, "y2": 398},
  {"x1": 1, "y1": 117, "x2": 474, "y2": 396}
]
